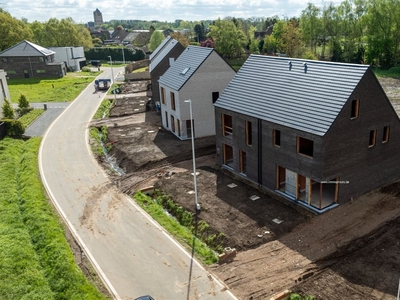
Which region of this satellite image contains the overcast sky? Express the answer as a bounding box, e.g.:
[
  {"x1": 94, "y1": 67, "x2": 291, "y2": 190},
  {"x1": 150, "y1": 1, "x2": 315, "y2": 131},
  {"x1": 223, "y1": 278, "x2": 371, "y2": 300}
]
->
[{"x1": 3, "y1": 0, "x2": 343, "y2": 24}]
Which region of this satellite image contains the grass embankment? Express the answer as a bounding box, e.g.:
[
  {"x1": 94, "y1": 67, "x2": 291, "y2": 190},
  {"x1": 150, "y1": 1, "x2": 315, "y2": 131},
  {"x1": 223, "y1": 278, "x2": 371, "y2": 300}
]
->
[
  {"x1": 0, "y1": 137, "x2": 107, "y2": 299},
  {"x1": 134, "y1": 191, "x2": 221, "y2": 265},
  {"x1": 8, "y1": 71, "x2": 101, "y2": 103},
  {"x1": 18, "y1": 109, "x2": 45, "y2": 128}
]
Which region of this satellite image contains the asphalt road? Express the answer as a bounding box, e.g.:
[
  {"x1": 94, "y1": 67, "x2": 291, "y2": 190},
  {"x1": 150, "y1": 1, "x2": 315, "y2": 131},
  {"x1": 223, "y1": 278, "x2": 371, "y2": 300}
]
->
[{"x1": 39, "y1": 68, "x2": 237, "y2": 300}]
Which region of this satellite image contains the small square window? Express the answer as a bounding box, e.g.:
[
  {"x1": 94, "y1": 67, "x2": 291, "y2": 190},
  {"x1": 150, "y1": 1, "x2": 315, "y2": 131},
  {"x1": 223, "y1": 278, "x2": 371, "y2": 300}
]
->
[{"x1": 297, "y1": 137, "x2": 313, "y2": 157}]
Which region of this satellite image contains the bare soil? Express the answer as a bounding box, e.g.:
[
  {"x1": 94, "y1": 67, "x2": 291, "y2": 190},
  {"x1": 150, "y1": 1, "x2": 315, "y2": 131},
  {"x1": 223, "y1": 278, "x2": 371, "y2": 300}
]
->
[{"x1": 92, "y1": 77, "x2": 400, "y2": 300}]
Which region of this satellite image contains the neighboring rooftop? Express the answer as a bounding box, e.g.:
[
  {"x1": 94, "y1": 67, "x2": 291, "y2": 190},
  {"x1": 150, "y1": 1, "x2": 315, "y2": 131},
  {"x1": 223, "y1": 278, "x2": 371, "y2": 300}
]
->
[
  {"x1": 214, "y1": 55, "x2": 370, "y2": 136},
  {"x1": 0, "y1": 40, "x2": 55, "y2": 57},
  {"x1": 158, "y1": 46, "x2": 213, "y2": 91}
]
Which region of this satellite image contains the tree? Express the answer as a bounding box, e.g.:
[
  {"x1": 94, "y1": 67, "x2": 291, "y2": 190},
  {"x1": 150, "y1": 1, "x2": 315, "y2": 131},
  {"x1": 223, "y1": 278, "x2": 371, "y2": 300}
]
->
[
  {"x1": 208, "y1": 19, "x2": 247, "y2": 58},
  {"x1": 17, "y1": 94, "x2": 31, "y2": 116},
  {"x1": 365, "y1": 0, "x2": 400, "y2": 68},
  {"x1": 200, "y1": 38, "x2": 214, "y2": 48},
  {"x1": 2, "y1": 99, "x2": 15, "y2": 119},
  {"x1": 280, "y1": 20, "x2": 304, "y2": 57},
  {"x1": 149, "y1": 31, "x2": 165, "y2": 51},
  {"x1": 38, "y1": 18, "x2": 93, "y2": 50},
  {"x1": 194, "y1": 24, "x2": 205, "y2": 42},
  {"x1": 0, "y1": 9, "x2": 33, "y2": 51},
  {"x1": 169, "y1": 32, "x2": 189, "y2": 47},
  {"x1": 300, "y1": 3, "x2": 321, "y2": 54}
]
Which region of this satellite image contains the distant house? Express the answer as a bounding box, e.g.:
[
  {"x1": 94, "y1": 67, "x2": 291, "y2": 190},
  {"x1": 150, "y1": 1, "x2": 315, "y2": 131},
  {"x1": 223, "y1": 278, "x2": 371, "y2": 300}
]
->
[
  {"x1": 0, "y1": 69, "x2": 11, "y2": 118},
  {"x1": 49, "y1": 46, "x2": 86, "y2": 72},
  {"x1": 158, "y1": 46, "x2": 236, "y2": 139},
  {"x1": 0, "y1": 40, "x2": 66, "y2": 79},
  {"x1": 149, "y1": 36, "x2": 185, "y2": 105},
  {"x1": 214, "y1": 55, "x2": 400, "y2": 212}
]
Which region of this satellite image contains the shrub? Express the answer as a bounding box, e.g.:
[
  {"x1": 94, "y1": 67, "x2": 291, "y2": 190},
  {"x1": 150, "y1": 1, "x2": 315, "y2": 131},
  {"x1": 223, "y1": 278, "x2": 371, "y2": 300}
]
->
[
  {"x1": 2, "y1": 119, "x2": 25, "y2": 136},
  {"x1": 2, "y1": 99, "x2": 15, "y2": 119},
  {"x1": 17, "y1": 93, "x2": 30, "y2": 116},
  {"x1": 81, "y1": 66, "x2": 91, "y2": 72}
]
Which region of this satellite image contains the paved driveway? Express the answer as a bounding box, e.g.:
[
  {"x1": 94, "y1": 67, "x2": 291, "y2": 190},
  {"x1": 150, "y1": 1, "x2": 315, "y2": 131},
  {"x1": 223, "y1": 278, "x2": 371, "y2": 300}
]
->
[{"x1": 39, "y1": 68, "x2": 237, "y2": 300}]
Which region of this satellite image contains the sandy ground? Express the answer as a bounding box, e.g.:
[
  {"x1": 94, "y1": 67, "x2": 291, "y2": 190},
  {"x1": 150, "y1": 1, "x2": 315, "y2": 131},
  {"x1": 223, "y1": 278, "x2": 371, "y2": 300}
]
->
[{"x1": 90, "y1": 77, "x2": 400, "y2": 300}]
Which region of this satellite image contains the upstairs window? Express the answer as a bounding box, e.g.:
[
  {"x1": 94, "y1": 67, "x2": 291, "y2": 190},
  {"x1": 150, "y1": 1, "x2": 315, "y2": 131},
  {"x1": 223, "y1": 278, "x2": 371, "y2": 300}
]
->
[
  {"x1": 222, "y1": 114, "x2": 233, "y2": 136},
  {"x1": 297, "y1": 137, "x2": 314, "y2": 158},
  {"x1": 245, "y1": 121, "x2": 252, "y2": 146},
  {"x1": 383, "y1": 126, "x2": 390, "y2": 143},
  {"x1": 273, "y1": 129, "x2": 281, "y2": 146},
  {"x1": 161, "y1": 87, "x2": 166, "y2": 104},
  {"x1": 351, "y1": 99, "x2": 359, "y2": 119},
  {"x1": 212, "y1": 92, "x2": 219, "y2": 104},
  {"x1": 369, "y1": 129, "x2": 376, "y2": 147},
  {"x1": 170, "y1": 92, "x2": 176, "y2": 110}
]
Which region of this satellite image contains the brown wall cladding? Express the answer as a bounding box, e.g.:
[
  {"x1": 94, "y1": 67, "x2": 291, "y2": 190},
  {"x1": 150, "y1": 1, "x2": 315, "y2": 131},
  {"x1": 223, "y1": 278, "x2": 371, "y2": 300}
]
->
[
  {"x1": 215, "y1": 70, "x2": 400, "y2": 205},
  {"x1": 0, "y1": 58, "x2": 63, "y2": 79}
]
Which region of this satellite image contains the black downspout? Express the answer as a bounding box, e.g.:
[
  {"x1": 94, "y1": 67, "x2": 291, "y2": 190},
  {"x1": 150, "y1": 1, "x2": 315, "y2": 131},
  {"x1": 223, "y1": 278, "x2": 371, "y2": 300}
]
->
[{"x1": 258, "y1": 119, "x2": 262, "y2": 185}]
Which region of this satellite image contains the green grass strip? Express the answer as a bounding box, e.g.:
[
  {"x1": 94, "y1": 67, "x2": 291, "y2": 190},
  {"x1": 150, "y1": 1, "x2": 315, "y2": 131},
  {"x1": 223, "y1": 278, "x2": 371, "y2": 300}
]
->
[
  {"x1": 8, "y1": 73, "x2": 97, "y2": 103},
  {"x1": 18, "y1": 109, "x2": 45, "y2": 128},
  {"x1": 0, "y1": 138, "x2": 54, "y2": 299},
  {"x1": 134, "y1": 192, "x2": 218, "y2": 264},
  {"x1": 0, "y1": 137, "x2": 107, "y2": 299}
]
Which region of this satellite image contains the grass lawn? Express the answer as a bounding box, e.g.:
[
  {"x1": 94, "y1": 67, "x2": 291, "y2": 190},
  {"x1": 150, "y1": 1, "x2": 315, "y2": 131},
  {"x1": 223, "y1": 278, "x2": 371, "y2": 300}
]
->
[
  {"x1": 8, "y1": 71, "x2": 101, "y2": 103},
  {"x1": 0, "y1": 137, "x2": 108, "y2": 299}
]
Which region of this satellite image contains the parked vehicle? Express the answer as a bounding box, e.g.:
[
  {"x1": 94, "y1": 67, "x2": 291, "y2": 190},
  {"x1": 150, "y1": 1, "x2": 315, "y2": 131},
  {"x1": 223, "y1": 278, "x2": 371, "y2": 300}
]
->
[
  {"x1": 94, "y1": 79, "x2": 111, "y2": 91},
  {"x1": 90, "y1": 60, "x2": 102, "y2": 67},
  {"x1": 134, "y1": 296, "x2": 154, "y2": 300}
]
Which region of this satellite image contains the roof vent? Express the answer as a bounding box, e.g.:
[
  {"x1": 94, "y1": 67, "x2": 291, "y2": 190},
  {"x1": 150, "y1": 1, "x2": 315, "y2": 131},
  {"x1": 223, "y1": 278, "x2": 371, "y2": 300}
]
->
[
  {"x1": 288, "y1": 61, "x2": 292, "y2": 71},
  {"x1": 303, "y1": 62, "x2": 308, "y2": 73}
]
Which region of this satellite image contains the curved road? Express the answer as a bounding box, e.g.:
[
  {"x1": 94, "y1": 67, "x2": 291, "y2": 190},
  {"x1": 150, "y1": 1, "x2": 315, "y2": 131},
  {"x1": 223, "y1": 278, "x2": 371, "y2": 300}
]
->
[{"x1": 39, "y1": 68, "x2": 237, "y2": 300}]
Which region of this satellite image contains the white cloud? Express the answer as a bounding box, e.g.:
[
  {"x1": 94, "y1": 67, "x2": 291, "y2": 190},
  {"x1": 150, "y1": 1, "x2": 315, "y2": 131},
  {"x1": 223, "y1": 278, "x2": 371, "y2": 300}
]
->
[{"x1": 4, "y1": 0, "x2": 344, "y2": 23}]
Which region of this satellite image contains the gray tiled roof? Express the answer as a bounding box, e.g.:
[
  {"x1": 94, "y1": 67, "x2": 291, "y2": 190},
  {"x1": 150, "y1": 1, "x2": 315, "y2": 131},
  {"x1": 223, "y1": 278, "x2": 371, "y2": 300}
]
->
[
  {"x1": 214, "y1": 55, "x2": 369, "y2": 136},
  {"x1": 150, "y1": 36, "x2": 171, "y2": 60},
  {"x1": 149, "y1": 37, "x2": 181, "y2": 72},
  {"x1": 158, "y1": 46, "x2": 213, "y2": 91},
  {"x1": 0, "y1": 40, "x2": 55, "y2": 57}
]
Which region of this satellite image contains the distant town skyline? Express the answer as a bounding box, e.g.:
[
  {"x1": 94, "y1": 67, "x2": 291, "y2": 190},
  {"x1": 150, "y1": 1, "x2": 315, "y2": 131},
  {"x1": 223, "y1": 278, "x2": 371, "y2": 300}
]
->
[{"x1": 4, "y1": 0, "x2": 343, "y2": 24}]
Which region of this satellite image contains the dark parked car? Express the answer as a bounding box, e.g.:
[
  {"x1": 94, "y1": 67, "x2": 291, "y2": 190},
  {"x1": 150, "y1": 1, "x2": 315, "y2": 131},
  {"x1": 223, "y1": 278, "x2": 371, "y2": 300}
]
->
[
  {"x1": 134, "y1": 296, "x2": 154, "y2": 300},
  {"x1": 90, "y1": 60, "x2": 102, "y2": 67}
]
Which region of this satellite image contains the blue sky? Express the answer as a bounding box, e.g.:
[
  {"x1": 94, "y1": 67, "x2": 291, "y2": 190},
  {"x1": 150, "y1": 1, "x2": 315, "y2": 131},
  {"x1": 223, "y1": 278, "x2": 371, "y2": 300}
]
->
[{"x1": 3, "y1": 0, "x2": 342, "y2": 24}]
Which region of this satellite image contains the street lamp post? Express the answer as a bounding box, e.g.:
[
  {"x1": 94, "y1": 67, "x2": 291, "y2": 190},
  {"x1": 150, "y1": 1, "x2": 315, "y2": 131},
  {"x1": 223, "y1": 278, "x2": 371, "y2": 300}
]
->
[
  {"x1": 185, "y1": 99, "x2": 201, "y2": 211},
  {"x1": 108, "y1": 55, "x2": 117, "y2": 105},
  {"x1": 122, "y1": 47, "x2": 125, "y2": 65}
]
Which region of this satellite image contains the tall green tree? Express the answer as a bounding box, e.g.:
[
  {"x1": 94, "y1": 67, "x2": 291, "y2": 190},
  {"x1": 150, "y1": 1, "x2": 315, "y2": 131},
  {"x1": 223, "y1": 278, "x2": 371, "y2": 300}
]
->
[
  {"x1": 300, "y1": 3, "x2": 321, "y2": 54},
  {"x1": 0, "y1": 9, "x2": 33, "y2": 51},
  {"x1": 38, "y1": 18, "x2": 93, "y2": 49},
  {"x1": 365, "y1": 0, "x2": 400, "y2": 68},
  {"x1": 148, "y1": 31, "x2": 165, "y2": 51},
  {"x1": 208, "y1": 19, "x2": 247, "y2": 58}
]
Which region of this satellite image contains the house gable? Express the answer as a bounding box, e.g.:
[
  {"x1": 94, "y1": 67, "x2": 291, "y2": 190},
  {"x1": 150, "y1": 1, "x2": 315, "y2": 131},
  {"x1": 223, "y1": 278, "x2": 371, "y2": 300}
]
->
[
  {"x1": 158, "y1": 46, "x2": 213, "y2": 91},
  {"x1": 215, "y1": 55, "x2": 369, "y2": 136},
  {"x1": 0, "y1": 40, "x2": 55, "y2": 57},
  {"x1": 149, "y1": 37, "x2": 184, "y2": 73}
]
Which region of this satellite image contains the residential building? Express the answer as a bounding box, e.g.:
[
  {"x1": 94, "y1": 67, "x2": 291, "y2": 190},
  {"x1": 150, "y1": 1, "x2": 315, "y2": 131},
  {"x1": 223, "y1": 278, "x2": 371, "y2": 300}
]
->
[
  {"x1": 214, "y1": 55, "x2": 400, "y2": 212},
  {"x1": 49, "y1": 46, "x2": 86, "y2": 71},
  {"x1": 149, "y1": 36, "x2": 184, "y2": 105},
  {"x1": 0, "y1": 40, "x2": 66, "y2": 79},
  {"x1": 158, "y1": 46, "x2": 236, "y2": 139}
]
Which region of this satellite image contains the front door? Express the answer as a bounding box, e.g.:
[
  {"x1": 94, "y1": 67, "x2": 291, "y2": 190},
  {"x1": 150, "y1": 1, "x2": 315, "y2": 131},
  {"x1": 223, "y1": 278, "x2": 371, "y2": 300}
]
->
[{"x1": 23, "y1": 70, "x2": 29, "y2": 78}]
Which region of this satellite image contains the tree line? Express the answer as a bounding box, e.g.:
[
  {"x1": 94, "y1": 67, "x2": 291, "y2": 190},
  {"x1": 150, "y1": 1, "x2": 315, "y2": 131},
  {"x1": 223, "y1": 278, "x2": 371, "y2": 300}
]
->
[{"x1": 1, "y1": 0, "x2": 400, "y2": 68}]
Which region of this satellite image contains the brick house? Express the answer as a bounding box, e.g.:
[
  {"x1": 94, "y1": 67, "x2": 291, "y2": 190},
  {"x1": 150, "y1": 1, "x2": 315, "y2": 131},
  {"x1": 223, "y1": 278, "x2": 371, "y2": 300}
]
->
[
  {"x1": 158, "y1": 46, "x2": 236, "y2": 139},
  {"x1": 149, "y1": 36, "x2": 184, "y2": 105},
  {"x1": 214, "y1": 55, "x2": 400, "y2": 212},
  {"x1": 0, "y1": 40, "x2": 66, "y2": 79}
]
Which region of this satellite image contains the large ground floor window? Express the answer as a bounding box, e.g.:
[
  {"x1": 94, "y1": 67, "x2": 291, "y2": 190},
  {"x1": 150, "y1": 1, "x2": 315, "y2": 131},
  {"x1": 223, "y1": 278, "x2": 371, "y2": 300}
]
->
[{"x1": 276, "y1": 166, "x2": 338, "y2": 210}]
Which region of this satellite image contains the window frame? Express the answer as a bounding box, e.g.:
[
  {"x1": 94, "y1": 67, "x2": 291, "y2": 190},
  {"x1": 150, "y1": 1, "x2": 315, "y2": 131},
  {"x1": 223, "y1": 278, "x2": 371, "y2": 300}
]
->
[
  {"x1": 245, "y1": 121, "x2": 252, "y2": 146},
  {"x1": 222, "y1": 113, "x2": 233, "y2": 136},
  {"x1": 369, "y1": 129, "x2": 377, "y2": 147},
  {"x1": 383, "y1": 126, "x2": 390, "y2": 143},
  {"x1": 161, "y1": 87, "x2": 166, "y2": 104},
  {"x1": 273, "y1": 129, "x2": 281, "y2": 147},
  {"x1": 351, "y1": 99, "x2": 360, "y2": 119},
  {"x1": 297, "y1": 136, "x2": 314, "y2": 158},
  {"x1": 170, "y1": 92, "x2": 176, "y2": 110}
]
